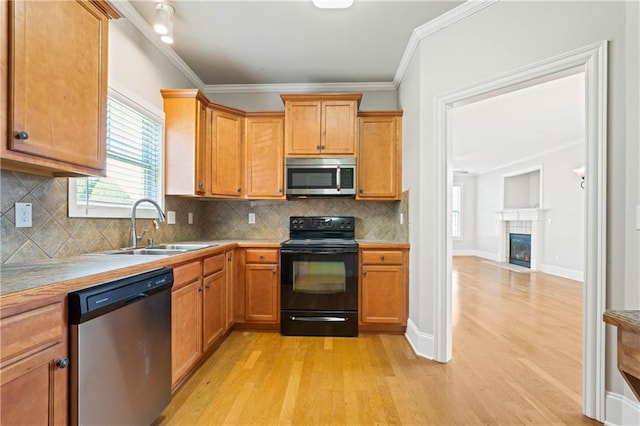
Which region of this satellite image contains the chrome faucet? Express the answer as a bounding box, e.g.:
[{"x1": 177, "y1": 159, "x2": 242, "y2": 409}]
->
[{"x1": 130, "y1": 198, "x2": 166, "y2": 247}]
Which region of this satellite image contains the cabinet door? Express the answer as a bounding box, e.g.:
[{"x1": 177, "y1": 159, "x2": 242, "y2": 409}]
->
[
  {"x1": 360, "y1": 265, "x2": 406, "y2": 325},
  {"x1": 284, "y1": 101, "x2": 321, "y2": 155},
  {"x1": 195, "y1": 101, "x2": 209, "y2": 195},
  {"x1": 171, "y1": 279, "x2": 202, "y2": 386},
  {"x1": 1, "y1": 342, "x2": 68, "y2": 426},
  {"x1": 245, "y1": 264, "x2": 279, "y2": 323},
  {"x1": 245, "y1": 116, "x2": 285, "y2": 198},
  {"x1": 8, "y1": 0, "x2": 108, "y2": 171},
  {"x1": 225, "y1": 251, "x2": 235, "y2": 329},
  {"x1": 321, "y1": 100, "x2": 357, "y2": 154},
  {"x1": 357, "y1": 115, "x2": 401, "y2": 200},
  {"x1": 202, "y1": 270, "x2": 226, "y2": 352},
  {"x1": 211, "y1": 109, "x2": 243, "y2": 196}
]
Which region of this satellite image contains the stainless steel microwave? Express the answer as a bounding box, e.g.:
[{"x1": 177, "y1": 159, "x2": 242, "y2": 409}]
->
[{"x1": 285, "y1": 158, "x2": 356, "y2": 196}]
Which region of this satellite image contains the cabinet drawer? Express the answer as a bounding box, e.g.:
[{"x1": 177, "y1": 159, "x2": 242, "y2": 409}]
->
[
  {"x1": 361, "y1": 250, "x2": 403, "y2": 265},
  {"x1": 1, "y1": 302, "x2": 64, "y2": 363},
  {"x1": 173, "y1": 261, "x2": 202, "y2": 290},
  {"x1": 203, "y1": 253, "x2": 225, "y2": 276},
  {"x1": 246, "y1": 249, "x2": 279, "y2": 264}
]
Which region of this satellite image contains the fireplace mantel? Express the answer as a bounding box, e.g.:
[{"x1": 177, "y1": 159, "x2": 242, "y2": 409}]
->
[{"x1": 497, "y1": 208, "x2": 548, "y2": 222}]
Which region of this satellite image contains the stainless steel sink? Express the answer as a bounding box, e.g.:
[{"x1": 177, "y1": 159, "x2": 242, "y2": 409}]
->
[
  {"x1": 149, "y1": 243, "x2": 215, "y2": 251},
  {"x1": 102, "y1": 243, "x2": 217, "y2": 255}
]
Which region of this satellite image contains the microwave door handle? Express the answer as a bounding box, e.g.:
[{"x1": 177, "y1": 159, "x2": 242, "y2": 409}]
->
[{"x1": 336, "y1": 166, "x2": 341, "y2": 192}]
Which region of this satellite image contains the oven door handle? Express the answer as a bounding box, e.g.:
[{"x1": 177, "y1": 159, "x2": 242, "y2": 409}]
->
[
  {"x1": 289, "y1": 316, "x2": 348, "y2": 322},
  {"x1": 280, "y1": 249, "x2": 356, "y2": 255}
]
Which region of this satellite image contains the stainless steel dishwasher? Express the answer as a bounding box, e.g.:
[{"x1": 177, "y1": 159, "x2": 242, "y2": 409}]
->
[{"x1": 69, "y1": 267, "x2": 173, "y2": 426}]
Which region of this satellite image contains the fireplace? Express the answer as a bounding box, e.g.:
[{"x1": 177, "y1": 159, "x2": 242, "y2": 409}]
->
[{"x1": 509, "y1": 233, "x2": 531, "y2": 268}]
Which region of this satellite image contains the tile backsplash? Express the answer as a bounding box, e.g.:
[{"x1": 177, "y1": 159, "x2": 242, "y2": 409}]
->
[{"x1": 1, "y1": 170, "x2": 408, "y2": 264}]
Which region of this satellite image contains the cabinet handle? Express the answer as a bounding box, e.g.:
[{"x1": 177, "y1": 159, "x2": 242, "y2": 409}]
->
[
  {"x1": 198, "y1": 287, "x2": 204, "y2": 292},
  {"x1": 15, "y1": 131, "x2": 29, "y2": 140},
  {"x1": 272, "y1": 267, "x2": 277, "y2": 273},
  {"x1": 363, "y1": 269, "x2": 367, "y2": 276},
  {"x1": 380, "y1": 255, "x2": 385, "y2": 261},
  {"x1": 359, "y1": 189, "x2": 363, "y2": 194},
  {"x1": 56, "y1": 358, "x2": 69, "y2": 369},
  {"x1": 259, "y1": 255, "x2": 264, "y2": 260},
  {"x1": 278, "y1": 188, "x2": 283, "y2": 193},
  {"x1": 316, "y1": 145, "x2": 321, "y2": 150},
  {"x1": 228, "y1": 254, "x2": 232, "y2": 261},
  {"x1": 198, "y1": 182, "x2": 204, "y2": 188},
  {"x1": 205, "y1": 284, "x2": 211, "y2": 290},
  {"x1": 237, "y1": 188, "x2": 241, "y2": 193},
  {"x1": 321, "y1": 145, "x2": 326, "y2": 149}
]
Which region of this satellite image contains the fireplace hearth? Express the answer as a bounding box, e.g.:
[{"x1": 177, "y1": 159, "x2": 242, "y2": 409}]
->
[{"x1": 509, "y1": 233, "x2": 531, "y2": 268}]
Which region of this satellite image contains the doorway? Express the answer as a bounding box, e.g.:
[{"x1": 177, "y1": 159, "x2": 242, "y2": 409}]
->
[{"x1": 433, "y1": 42, "x2": 608, "y2": 421}]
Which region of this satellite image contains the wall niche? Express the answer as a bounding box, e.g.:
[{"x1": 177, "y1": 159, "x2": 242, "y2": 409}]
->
[{"x1": 502, "y1": 166, "x2": 542, "y2": 209}]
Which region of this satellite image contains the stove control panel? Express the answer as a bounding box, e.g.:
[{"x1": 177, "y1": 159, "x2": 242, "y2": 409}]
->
[{"x1": 290, "y1": 216, "x2": 354, "y2": 231}]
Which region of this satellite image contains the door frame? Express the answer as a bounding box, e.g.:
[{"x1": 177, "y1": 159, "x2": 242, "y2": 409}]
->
[{"x1": 433, "y1": 41, "x2": 607, "y2": 421}]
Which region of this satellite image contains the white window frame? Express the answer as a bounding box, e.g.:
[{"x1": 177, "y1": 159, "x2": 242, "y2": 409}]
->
[
  {"x1": 452, "y1": 184, "x2": 463, "y2": 240},
  {"x1": 69, "y1": 84, "x2": 165, "y2": 219}
]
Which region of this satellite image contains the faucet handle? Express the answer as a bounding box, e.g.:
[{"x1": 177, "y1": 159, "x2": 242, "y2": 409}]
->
[{"x1": 136, "y1": 229, "x2": 148, "y2": 244}]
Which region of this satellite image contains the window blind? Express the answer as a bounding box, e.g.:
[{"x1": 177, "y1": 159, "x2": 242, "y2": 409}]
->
[{"x1": 75, "y1": 96, "x2": 162, "y2": 212}]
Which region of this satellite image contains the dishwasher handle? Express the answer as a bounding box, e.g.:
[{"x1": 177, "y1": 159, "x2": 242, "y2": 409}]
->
[{"x1": 69, "y1": 268, "x2": 173, "y2": 325}]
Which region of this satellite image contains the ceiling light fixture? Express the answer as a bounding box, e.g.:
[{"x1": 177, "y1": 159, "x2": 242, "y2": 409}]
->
[
  {"x1": 153, "y1": 2, "x2": 174, "y2": 36},
  {"x1": 312, "y1": 0, "x2": 354, "y2": 9},
  {"x1": 160, "y1": 19, "x2": 174, "y2": 44}
]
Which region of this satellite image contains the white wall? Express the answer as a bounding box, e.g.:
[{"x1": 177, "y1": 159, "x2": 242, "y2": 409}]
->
[
  {"x1": 109, "y1": 19, "x2": 195, "y2": 110},
  {"x1": 206, "y1": 90, "x2": 398, "y2": 112},
  {"x1": 474, "y1": 143, "x2": 585, "y2": 275},
  {"x1": 397, "y1": 0, "x2": 638, "y2": 412},
  {"x1": 452, "y1": 174, "x2": 476, "y2": 252}
]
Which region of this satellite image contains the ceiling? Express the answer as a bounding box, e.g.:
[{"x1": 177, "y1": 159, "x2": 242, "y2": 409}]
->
[
  {"x1": 452, "y1": 72, "x2": 586, "y2": 175},
  {"x1": 126, "y1": 0, "x2": 463, "y2": 86}
]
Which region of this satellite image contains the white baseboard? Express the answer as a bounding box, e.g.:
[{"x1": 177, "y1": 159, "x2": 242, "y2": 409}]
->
[
  {"x1": 541, "y1": 263, "x2": 584, "y2": 282},
  {"x1": 405, "y1": 318, "x2": 435, "y2": 360},
  {"x1": 452, "y1": 250, "x2": 500, "y2": 261},
  {"x1": 605, "y1": 391, "x2": 640, "y2": 426}
]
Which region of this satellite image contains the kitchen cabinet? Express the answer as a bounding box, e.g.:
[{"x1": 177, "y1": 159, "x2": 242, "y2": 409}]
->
[
  {"x1": 359, "y1": 248, "x2": 408, "y2": 332},
  {"x1": 281, "y1": 94, "x2": 361, "y2": 156},
  {"x1": 162, "y1": 90, "x2": 211, "y2": 196},
  {"x1": 244, "y1": 249, "x2": 280, "y2": 324},
  {"x1": 225, "y1": 250, "x2": 235, "y2": 329},
  {"x1": 202, "y1": 254, "x2": 227, "y2": 352},
  {"x1": 1, "y1": 0, "x2": 119, "y2": 176},
  {"x1": 171, "y1": 261, "x2": 203, "y2": 387},
  {"x1": 357, "y1": 112, "x2": 403, "y2": 200},
  {"x1": 210, "y1": 107, "x2": 244, "y2": 197},
  {"x1": 245, "y1": 113, "x2": 285, "y2": 199},
  {"x1": 0, "y1": 297, "x2": 68, "y2": 425}
]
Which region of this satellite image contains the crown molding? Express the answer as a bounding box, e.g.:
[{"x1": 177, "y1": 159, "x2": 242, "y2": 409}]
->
[
  {"x1": 393, "y1": 0, "x2": 498, "y2": 86},
  {"x1": 202, "y1": 81, "x2": 396, "y2": 94},
  {"x1": 109, "y1": 0, "x2": 206, "y2": 90}
]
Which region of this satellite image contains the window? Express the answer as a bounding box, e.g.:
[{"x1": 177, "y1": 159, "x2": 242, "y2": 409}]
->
[
  {"x1": 452, "y1": 185, "x2": 462, "y2": 239},
  {"x1": 69, "y1": 88, "x2": 164, "y2": 218}
]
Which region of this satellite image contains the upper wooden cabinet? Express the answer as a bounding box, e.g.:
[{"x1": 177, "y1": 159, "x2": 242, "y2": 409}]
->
[
  {"x1": 245, "y1": 113, "x2": 285, "y2": 199},
  {"x1": 281, "y1": 94, "x2": 361, "y2": 156},
  {"x1": 1, "y1": 0, "x2": 120, "y2": 176},
  {"x1": 357, "y1": 112, "x2": 403, "y2": 201},
  {"x1": 210, "y1": 108, "x2": 244, "y2": 197},
  {"x1": 162, "y1": 90, "x2": 245, "y2": 198},
  {"x1": 162, "y1": 90, "x2": 210, "y2": 196}
]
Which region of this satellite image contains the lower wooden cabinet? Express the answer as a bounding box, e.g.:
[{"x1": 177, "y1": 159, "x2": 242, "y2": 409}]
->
[
  {"x1": 202, "y1": 254, "x2": 226, "y2": 352},
  {"x1": 359, "y1": 248, "x2": 408, "y2": 332},
  {"x1": 0, "y1": 298, "x2": 68, "y2": 425},
  {"x1": 237, "y1": 248, "x2": 280, "y2": 327},
  {"x1": 225, "y1": 250, "x2": 235, "y2": 329}
]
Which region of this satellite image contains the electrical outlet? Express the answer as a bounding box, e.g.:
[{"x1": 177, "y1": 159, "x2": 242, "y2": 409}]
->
[
  {"x1": 188, "y1": 212, "x2": 193, "y2": 225},
  {"x1": 167, "y1": 211, "x2": 176, "y2": 225},
  {"x1": 248, "y1": 213, "x2": 256, "y2": 224},
  {"x1": 15, "y1": 202, "x2": 32, "y2": 228}
]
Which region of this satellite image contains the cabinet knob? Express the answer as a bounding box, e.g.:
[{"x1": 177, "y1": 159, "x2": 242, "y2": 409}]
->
[
  {"x1": 359, "y1": 189, "x2": 363, "y2": 194},
  {"x1": 380, "y1": 255, "x2": 385, "y2": 261},
  {"x1": 316, "y1": 145, "x2": 321, "y2": 150},
  {"x1": 272, "y1": 267, "x2": 277, "y2": 273},
  {"x1": 198, "y1": 287, "x2": 204, "y2": 292},
  {"x1": 237, "y1": 188, "x2": 241, "y2": 193},
  {"x1": 56, "y1": 358, "x2": 69, "y2": 369},
  {"x1": 205, "y1": 284, "x2": 211, "y2": 290},
  {"x1": 198, "y1": 182, "x2": 204, "y2": 188},
  {"x1": 15, "y1": 131, "x2": 29, "y2": 140},
  {"x1": 363, "y1": 269, "x2": 367, "y2": 276},
  {"x1": 278, "y1": 188, "x2": 283, "y2": 194},
  {"x1": 228, "y1": 254, "x2": 232, "y2": 261}
]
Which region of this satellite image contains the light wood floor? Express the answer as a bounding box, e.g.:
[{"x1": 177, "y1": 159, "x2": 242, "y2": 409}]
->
[{"x1": 159, "y1": 256, "x2": 600, "y2": 425}]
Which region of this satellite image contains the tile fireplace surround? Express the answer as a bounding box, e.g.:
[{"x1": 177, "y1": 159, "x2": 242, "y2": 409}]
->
[{"x1": 497, "y1": 208, "x2": 547, "y2": 271}]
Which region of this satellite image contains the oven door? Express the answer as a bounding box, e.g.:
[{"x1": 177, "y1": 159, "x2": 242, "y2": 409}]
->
[{"x1": 280, "y1": 248, "x2": 358, "y2": 312}]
